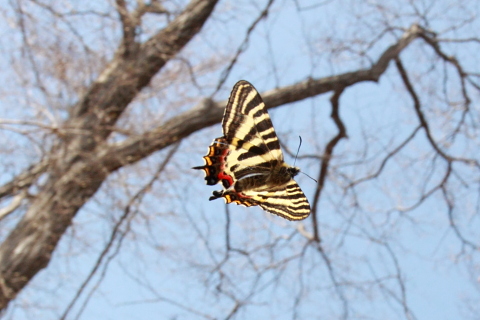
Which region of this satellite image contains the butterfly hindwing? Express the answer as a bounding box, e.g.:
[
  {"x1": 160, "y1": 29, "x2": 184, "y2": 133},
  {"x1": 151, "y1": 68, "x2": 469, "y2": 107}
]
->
[
  {"x1": 194, "y1": 80, "x2": 311, "y2": 221},
  {"x1": 246, "y1": 180, "x2": 311, "y2": 220},
  {"x1": 192, "y1": 137, "x2": 233, "y2": 189}
]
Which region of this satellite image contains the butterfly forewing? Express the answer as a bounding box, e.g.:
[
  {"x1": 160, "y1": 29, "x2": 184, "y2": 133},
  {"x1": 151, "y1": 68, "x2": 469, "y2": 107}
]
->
[
  {"x1": 223, "y1": 81, "x2": 283, "y2": 169},
  {"x1": 194, "y1": 80, "x2": 311, "y2": 221}
]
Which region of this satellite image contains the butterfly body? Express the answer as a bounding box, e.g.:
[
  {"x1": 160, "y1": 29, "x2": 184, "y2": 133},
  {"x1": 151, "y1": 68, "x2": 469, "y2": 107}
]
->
[
  {"x1": 194, "y1": 80, "x2": 310, "y2": 221},
  {"x1": 234, "y1": 163, "x2": 299, "y2": 191}
]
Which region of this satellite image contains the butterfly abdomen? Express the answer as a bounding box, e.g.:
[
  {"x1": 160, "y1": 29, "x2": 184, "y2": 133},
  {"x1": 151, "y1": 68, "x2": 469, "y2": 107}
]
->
[{"x1": 235, "y1": 164, "x2": 299, "y2": 192}]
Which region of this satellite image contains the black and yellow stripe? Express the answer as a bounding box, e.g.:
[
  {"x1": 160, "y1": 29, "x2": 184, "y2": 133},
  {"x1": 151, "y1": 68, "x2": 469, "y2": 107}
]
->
[{"x1": 195, "y1": 80, "x2": 311, "y2": 221}]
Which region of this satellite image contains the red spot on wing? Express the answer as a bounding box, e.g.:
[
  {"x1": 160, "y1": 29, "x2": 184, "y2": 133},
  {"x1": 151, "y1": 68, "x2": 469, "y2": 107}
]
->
[{"x1": 218, "y1": 172, "x2": 234, "y2": 187}]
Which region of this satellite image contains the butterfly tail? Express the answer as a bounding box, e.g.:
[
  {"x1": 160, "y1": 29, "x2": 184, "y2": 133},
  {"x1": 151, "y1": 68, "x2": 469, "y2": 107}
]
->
[{"x1": 193, "y1": 137, "x2": 233, "y2": 188}]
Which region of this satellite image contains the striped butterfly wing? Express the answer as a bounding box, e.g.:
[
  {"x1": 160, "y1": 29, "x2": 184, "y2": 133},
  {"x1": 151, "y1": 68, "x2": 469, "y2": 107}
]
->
[
  {"x1": 222, "y1": 80, "x2": 283, "y2": 179},
  {"x1": 221, "y1": 81, "x2": 310, "y2": 221},
  {"x1": 194, "y1": 80, "x2": 310, "y2": 221},
  {"x1": 242, "y1": 180, "x2": 311, "y2": 221}
]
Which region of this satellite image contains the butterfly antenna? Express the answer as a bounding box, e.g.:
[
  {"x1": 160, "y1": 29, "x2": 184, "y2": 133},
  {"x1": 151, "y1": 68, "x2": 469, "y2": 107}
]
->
[
  {"x1": 300, "y1": 171, "x2": 318, "y2": 183},
  {"x1": 294, "y1": 136, "x2": 302, "y2": 167},
  {"x1": 294, "y1": 136, "x2": 318, "y2": 183}
]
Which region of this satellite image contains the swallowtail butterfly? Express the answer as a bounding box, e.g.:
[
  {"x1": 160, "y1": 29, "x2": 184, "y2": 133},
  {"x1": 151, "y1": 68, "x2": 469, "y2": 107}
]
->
[{"x1": 193, "y1": 80, "x2": 310, "y2": 221}]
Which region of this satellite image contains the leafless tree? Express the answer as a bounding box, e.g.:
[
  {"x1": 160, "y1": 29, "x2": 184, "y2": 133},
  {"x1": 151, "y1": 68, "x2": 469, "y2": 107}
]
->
[{"x1": 0, "y1": 0, "x2": 479, "y2": 319}]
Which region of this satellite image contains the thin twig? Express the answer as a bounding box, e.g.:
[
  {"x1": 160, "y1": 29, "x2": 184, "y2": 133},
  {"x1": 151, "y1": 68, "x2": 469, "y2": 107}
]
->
[
  {"x1": 214, "y1": 0, "x2": 276, "y2": 93},
  {"x1": 311, "y1": 88, "x2": 347, "y2": 243},
  {"x1": 60, "y1": 143, "x2": 180, "y2": 320}
]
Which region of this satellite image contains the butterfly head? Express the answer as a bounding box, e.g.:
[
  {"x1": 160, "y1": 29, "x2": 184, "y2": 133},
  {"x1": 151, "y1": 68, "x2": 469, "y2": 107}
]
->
[{"x1": 286, "y1": 166, "x2": 300, "y2": 178}]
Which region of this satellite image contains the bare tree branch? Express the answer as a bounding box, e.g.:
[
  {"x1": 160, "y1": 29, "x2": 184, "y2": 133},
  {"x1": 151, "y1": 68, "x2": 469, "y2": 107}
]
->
[
  {"x1": 215, "y1": 0, "x2": 276, "y2": 92},
  {"x1": 115, "y1": 0, "x2": 138, "y2": 57},
  {"x1": 442, "y1": 185, "x2": 480, "y2": 251},
  {"x1": 311, "y1": 88, "x2": 347, "y2": 243},
  {"x1": 60, "y1": 143, "x2": 180, "y2": 320},
  {"x1": 315, "y1": 242, "x2": 349, "y2": 320},
  {"x1": 0, "y1": 191, "x2": 27, "y2": 221},
  {"x1": 0, "y1": 159, "x2": 48, "y2": 199},
  {"x1": 395, "y1": 57, "x2": 479, "y2": 167},
  {"x1": 346, "y1": 125, "x2": 422, "y2": 188}
]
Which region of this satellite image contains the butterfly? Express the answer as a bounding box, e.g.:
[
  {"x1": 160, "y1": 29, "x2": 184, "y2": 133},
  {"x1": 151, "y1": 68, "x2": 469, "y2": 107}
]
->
[{"x1": 193, "y1": 80, "x2": 310, "y2": 220}]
